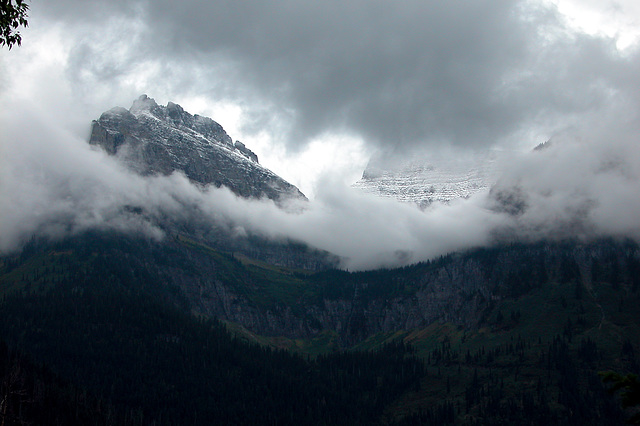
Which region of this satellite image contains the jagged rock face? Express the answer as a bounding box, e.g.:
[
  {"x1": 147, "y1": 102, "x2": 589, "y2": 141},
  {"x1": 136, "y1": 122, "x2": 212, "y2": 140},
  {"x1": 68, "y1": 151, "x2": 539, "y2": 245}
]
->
[
  {"x1": 353, "y1": 149, "x2": 511, "y2": 207},
  {"x1": 89, "y1": 95, "x2": 306, "y2": 202},
  {"x1": 88, "y1": 96, "x2": 332, "y2": 270}
]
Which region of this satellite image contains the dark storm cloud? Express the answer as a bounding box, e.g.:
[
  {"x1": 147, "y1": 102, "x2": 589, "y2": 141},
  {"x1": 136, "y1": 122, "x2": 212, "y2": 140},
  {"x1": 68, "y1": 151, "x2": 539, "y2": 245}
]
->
[
  {"x1": 143, "y1": 0, "x2": 535, "y2": 149},
  {"x1": 3, "y1": 0, "x2": 640, "y2": 271},
  {"x1": 124, "y1": 1, "x2": 640, "y2": 152},
  {"x1": 32, "y1": 0, "x2": 640, "y2": 154}
]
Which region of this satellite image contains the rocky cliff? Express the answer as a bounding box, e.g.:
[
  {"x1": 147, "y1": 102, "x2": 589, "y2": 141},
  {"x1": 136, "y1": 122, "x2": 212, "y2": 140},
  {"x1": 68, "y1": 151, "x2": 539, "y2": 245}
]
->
[
  {"x1": 101, "y1": 234, "x2": 636, "y2": 346},
  {"x1": 89, "y1": 95, "x2": 305, "y2": 202},
  {"x1": 88, "y1": 96, "x2": 339, "y2": 270}
]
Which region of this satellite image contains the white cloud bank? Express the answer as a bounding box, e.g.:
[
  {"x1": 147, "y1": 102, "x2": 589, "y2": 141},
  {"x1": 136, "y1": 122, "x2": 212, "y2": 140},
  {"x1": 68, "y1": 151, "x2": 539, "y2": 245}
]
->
[
  {"x1": 0, "y1": 97, "x2": 502, "y2": 270},
  {"x1": 2, "y1": 96, "x2": 640, "y2": 270},
  {"x1": 1, "y1": 0, "x2": 640, "y2": 270}
]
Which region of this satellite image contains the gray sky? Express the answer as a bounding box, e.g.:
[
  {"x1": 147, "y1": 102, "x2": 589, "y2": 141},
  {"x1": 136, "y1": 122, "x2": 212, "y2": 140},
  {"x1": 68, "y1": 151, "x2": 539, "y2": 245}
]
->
[
  {"x1": 11, "y1": 1, "x2": 640, "y2": 155},
  {"x1": 1, "y1": 0, "x2": 640, "y2": 269}
]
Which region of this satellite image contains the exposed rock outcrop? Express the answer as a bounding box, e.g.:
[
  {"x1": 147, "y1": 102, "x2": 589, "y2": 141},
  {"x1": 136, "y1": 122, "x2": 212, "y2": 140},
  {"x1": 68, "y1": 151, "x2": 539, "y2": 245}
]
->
[
  {"x1": 161, "y1": 238, "x2": 637, "y2": 345},
  {"x1": 87, "y1": 96, "x2": 339, "y2": 270},
  {"x1": 353, "y1": 149, "x2": 511, "y2": 208},
  {"x1": 89, "y1": 95, "x2": 306, "y2": 202}
]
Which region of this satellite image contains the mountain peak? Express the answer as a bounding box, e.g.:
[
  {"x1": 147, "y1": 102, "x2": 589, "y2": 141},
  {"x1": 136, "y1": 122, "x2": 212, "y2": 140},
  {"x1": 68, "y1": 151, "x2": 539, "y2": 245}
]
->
[
  {"x1": 89, "y1": 96, "x2": 306, "y2": 202},
  {"x1": 130, "y1": 94, "x2": 160, "y2": 115}
]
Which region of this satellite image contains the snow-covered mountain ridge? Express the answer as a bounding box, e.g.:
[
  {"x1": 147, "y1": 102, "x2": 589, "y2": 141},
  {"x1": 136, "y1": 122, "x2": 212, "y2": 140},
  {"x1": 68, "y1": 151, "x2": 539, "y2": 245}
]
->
[
  {"x1": 352, "y1": 150, "x2": 511, "y2": 207},
  {"x1": 89, "y1": 95, "x2": 305, "y2": 202}
]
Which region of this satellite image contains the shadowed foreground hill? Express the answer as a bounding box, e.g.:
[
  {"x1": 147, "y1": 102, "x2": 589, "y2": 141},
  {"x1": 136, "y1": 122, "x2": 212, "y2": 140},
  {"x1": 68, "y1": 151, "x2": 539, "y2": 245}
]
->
[
  {"x1": 1, "y1": 232, "x2": 639, "y2": 424},
  {"x1": 0, "y1": 235, "x2": 424, "y2": 424}
]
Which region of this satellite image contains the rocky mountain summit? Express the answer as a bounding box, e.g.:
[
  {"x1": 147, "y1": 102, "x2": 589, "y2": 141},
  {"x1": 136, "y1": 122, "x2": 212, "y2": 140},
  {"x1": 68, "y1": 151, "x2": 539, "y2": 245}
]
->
[
  {"x1": 87, "y1": 95, "x2": 336, "y2": 270},
  {"x1": 89, "y1": 95, "x2": 305, "y2": 202}
]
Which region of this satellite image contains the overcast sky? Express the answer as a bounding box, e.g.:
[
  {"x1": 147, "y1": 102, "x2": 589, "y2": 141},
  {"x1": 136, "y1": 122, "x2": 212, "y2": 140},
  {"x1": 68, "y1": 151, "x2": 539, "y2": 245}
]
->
[
  {"x1": 1, "y1": 0, "x2": 639, "y2": 188},
  {"x1": 1, "y1": 0, "x2": 640, "y2": 269}
]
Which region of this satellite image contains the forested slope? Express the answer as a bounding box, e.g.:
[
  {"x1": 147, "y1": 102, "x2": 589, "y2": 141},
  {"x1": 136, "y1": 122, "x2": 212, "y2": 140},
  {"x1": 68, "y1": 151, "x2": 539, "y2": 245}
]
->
[{"x1": 1, "y1": 232, "x2": 639, "y2": 424}]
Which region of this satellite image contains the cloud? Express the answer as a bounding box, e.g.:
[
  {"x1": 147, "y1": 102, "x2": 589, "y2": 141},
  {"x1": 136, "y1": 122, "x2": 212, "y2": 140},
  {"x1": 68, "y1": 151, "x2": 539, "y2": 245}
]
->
[
  {"x1": 196, "y1": 174, "x2": 502, "y2": 270},
  {"x1": 2, "y1": 0, "x2": 640, "y2": 271},
  {"x1": 0, "y1": 96, "x2": 498, "y2": 270},
  {"x1": 2, "y1": 93, "x2": 640, "y2": 271},
  {"x1": 489, "y1": 126, "x2": 640, "y2": 242},
  {"x1": 17, "y1": 0, "x2": 640, "y2": 156}
]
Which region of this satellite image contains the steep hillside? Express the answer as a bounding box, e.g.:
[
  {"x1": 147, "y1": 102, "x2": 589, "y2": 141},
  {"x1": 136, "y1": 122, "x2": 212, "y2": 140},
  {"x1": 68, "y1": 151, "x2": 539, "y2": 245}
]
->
[
  {"x1": 0, "y1": 235, "x2": 424, "y2": 425},
  {"x1": 4, "y1": 234, "x2": 639, "y2": 345},
  {"x1": 1, "y1": 233, "x2": 639, "y2": 423}
]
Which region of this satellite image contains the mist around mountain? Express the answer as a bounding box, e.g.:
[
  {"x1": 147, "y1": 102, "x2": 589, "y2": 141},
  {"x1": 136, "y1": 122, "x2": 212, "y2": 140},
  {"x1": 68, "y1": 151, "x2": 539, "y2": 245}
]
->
[
  {"x1": 89, "y1": 95, "x2": 305, "y2": 203},
  {"x1": 4, "y1": 0, "x2": 640, "y2": 421},
  {"x1": 1, "y1": 95, "x2": 640, "y2": 423},
  {"x1": 3, "y1": 97, "x2": 640, "y2": 271},
  {"x1": 353, "y1": 147, "x2": 512, "y2": 208}
]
